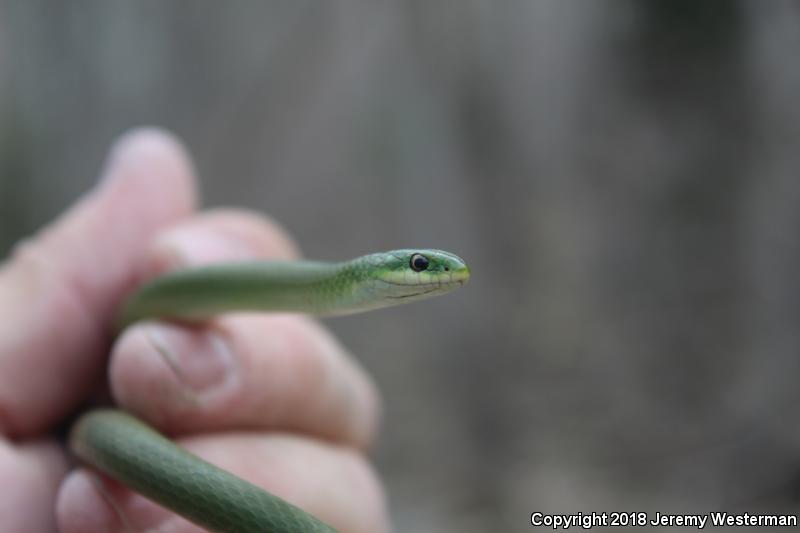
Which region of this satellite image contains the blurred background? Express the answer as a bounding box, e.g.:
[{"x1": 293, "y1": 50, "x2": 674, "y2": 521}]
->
[{"x1": 2, "y1": 1, "x2": 800, "y2": 531}]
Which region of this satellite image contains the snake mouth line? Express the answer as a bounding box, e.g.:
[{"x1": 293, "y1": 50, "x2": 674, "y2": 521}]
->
[
  {"x1": 381, "y1": 278, "x2": 444, "y2": 287},
  {"x1": 378, "y1": 274, "x2": 470, "y2": 289},
  {"x1": 386, "y1": 286, "x2": 442, "y2": 299}
]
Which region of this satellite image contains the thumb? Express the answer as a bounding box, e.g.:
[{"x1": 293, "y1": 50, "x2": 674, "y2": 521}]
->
[{"x1": 0, "y1": 128, "x2": 197, "y2": 437}]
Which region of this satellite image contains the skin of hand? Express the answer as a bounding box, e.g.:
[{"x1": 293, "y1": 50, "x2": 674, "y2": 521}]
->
[{"x1": 0, "y1": 128, "x2": 389, "y2": 533}]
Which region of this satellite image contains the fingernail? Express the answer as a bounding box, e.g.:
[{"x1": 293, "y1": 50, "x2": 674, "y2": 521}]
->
[
  {"x1": 146, "y1": 325, "x2": 236, "y2": 393},
  {"x1": 97, "y1": 128, "x2": 186, "y2": 185},
  {"x1": 154, "y1": 226, "x2": 255, "y2": 267}
]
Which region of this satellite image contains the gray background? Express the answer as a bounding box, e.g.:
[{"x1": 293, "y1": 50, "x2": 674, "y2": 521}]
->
[{"x1": 2, "y1": 2, "x2": 800, "y2": 532}]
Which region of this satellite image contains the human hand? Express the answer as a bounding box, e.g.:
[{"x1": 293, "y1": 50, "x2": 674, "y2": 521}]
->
[{"x1": 0, "y1": 129, "x2": 388, "y2": 532}]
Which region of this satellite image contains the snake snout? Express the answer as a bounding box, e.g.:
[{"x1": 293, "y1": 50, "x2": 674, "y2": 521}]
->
[{"x1": 452, "y1": 264, "x2": 470, "y2": 286}]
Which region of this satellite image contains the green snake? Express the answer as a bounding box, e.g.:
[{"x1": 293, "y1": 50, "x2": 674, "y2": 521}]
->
[{"x1": 69, "y1": 249, "x2": 470, "y2": 532}]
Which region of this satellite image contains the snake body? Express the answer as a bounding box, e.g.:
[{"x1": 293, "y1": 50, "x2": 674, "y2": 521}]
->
[{"x1": 70, "y1": 249, "x2": 469, "y2": 532}]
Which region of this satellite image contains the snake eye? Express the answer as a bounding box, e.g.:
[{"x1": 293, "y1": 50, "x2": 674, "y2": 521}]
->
[{"x1": 410, "y1": 253, "x2": 429, "y2": 272}]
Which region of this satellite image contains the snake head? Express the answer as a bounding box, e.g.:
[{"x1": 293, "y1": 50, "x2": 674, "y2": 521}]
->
[{"x1": 368, "y1": 249, "x2": 470, "y2": 302}]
